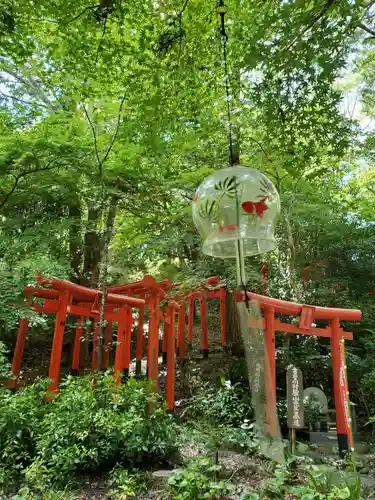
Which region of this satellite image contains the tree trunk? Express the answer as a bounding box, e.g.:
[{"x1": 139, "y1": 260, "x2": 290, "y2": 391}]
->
[
  {"x1": 68, "y1": 197, "x2": 83, "y2": 282},
  {"x1": 97, "y1": 196, "x2": 118, "y2": 370},
  {"x1": 283, "y1": 212, "x2": 303, "y2": 364},
  {"x1": 82, "y1": 205, "x2": 102, "y2": 287}
]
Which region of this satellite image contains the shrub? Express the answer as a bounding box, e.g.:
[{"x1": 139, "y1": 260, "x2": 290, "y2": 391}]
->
[
  {"x1": 11, "y1": 485, "x2": 79, "y2": 500},
  {"x1": 167, "y1": 457, "x2": 232, "y2": 500},
  {"x1": 304, "y1": 399, "x2": 325, "y2": 429},
  {"x1": 32, "y1": 375, "x2": 177, "y2": 486},
  {"x1": 0, "y1": 375, "x2": 178, "y2": 490},
  {"x1": 186, "y1": 379, "x2": 252, "y2": 426},
  {"x1": 179, "y1": 421, "x2": 259, "y2": 456},
  {"x1": 243, "y1": 464, "x2": 363, "y2": 500},
  {"x1": 0, "y1": 340, "x2": 11, "y2": 378},
  {"x1": 287, "y1": 465, "x2": 362, "y2": 500},
  {"x1": 107, "y1": 467, "x2": 147, "y2": 499},
  {"x1": 0, "y1": 379, "x2": 49, "y2": 488}
]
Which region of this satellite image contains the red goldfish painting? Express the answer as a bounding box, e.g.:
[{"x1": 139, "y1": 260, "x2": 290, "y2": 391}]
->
[
  {"x1": 218, "y1": 224, "x2": 237, "y2": 233},
  {"x1": 241, "y1": 197, "x2": 269, "y2": 217}
]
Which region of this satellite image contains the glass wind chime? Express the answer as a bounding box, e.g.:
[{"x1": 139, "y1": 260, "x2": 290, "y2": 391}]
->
[{"x1": 192, "y1": 2, "x2": 283, "y2": 462}]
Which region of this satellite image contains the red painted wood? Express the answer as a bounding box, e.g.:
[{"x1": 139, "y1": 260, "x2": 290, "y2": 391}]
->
[
  {"x1": 339, "y1": 341, "x2": 353, "y2": 449},
  {"x1": 108, "y1": 275, "x2": 158, "y2": 293},
  {"x1": 123, "y1": 307, "x2": 133, "y2": 371},
  {"x1": 67, "y1": 305, "x2": 120, "y2": 322},
  {"x1": 187, "y1": 296, "x2": 194, "y2": 345},
  {"x1": 177, "y1": 303, "x2": 185, "y2": 360},
  {"x1": 330, "y1": 317, "x2": 348, "y2": 437},
  {"x1": 31, "y1": 300, "x2": 59, "y2": 314},
  {"x1": 48, "y1": 291, "x2": 70, "y2": 391},
  {"x1": 200, "y1": 295, "x2": 208, "y2": 351},
  {"x1": 148, "y1": 296, "x2": 160, "y2": 390},
  {"x1": 207, "y1": 276, "x2": 221, "y2": 285},
  {"x1": 24, "y1": 287, "x2": 59, "y2": 299},
  {"x1": 299, "y1": 305, "x2": 315, "y2": 329},
  {"x1": 264, "y1": 307, "x2": 277, "y2": 437},
  {"x1": 114, "y1": 312, "x2": 127, "y2": 383},
  {"x1": 162, "y1": 308, "x2": 168, "y2": 356},
  {"x1": 239, "y1": 291, "x2": 361, "y2": 321},
  {"x1": 248, "y1": 317, "x2": 353, "y2": 340},
  {"x1": 72, "y1": 316, "x2": 83, "y2": 371},
  {"x1": 37, "y1": 274, "x2": 145, "y2": 307},
  {"x1": 166, "y1": 306, "x2": 176, "y2": 410},
  {"x1": 136, "y1": 305, "x2": 145, "y2": 362},
  {"x1": 11, "y1": 319, "x2": 29, "y2": 378}
]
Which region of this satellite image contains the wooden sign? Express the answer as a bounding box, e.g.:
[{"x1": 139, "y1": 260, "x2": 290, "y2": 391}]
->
[{"x1": 287, "y1": 365, "x2": 304, "y2": 429}]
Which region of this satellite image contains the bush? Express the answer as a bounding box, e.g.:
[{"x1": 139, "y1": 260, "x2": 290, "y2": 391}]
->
[
  {"x1": 107, "y1": 467, "x2": 147, "y2": 499},
  {"x1": 0, "y1": 379, "x2": 49, "y2": 488},
  {"x1": 179, "y1": 421, "x2": 259, "y2": 456},
  {"x1": 243, "y1": 464, "x2": 363, "y2": 500},
  {"x1": 0, "y1": 375, "x2": 177, "y2": 491},
  {"x1": 186, "y1": 379, "x2": 252, "y2": 426},
  {"x1": 0, "y1": 340, "x2": 11, "y2": 378},
  {"x1": 167, "y1": 457, "x2": 232, "y2": 500}
]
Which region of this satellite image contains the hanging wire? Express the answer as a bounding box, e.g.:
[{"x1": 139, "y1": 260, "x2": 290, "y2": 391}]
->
[
  {"x1": 217, "y1": 0, "x2": 249, "y2": 308},
  {"x1": 217, "y1": 0, "x2": 235, "y2": 166}
]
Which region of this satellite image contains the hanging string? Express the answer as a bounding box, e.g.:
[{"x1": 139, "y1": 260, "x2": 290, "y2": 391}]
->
[
  {"x1": 217, "y1": 0, "x2": 235, "y2": 166},
  {"x1": 217, "y1": 0, "x2": 249, "y2": 308}
]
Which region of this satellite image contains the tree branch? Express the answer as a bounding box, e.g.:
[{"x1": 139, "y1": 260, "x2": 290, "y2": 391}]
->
[
  {"x1": 178, "y1": 0, "x2": 190, "y2": 18},
  {"x1": 0, "y1": 162, "x2": 60, "y2": 211},
  {"x1": 94, "y1": 14, "x2": 109, "y2": 65},
  {"x1": 83, "y1": 104, "x2": 102, "y2": 173},
  {"x1": 83, "y1": 95, "x2": 126, "y2": 175},
  {"x1": 65, "y1": 5, "x2": 97, "y2": 24},
  {"x1": 101, "y1": 95, "x2": 126, "y2": 164},
  {"x1": 359, "y1": 22, "x2": 375, "y2": 37},
  {"x1": 0, "y1": 92, "x2": 50, "y2": 109},
  {"x1": 0, "y1": 69, "x2": 55, "y2": 109},
  {"x1": 248, "y1": 136, "x2": 271, "y2": 159},
  {"x1": 284, "y1": 0, "x2": 335, "y2": 53}
]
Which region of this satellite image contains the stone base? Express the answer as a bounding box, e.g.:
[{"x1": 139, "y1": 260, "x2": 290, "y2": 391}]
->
[{"x1": 308, "y1": 431, "x2": 361, "y2": 444}]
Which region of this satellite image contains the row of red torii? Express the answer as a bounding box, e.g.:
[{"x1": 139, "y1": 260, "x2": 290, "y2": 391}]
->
[{"x1": 10, "y1": 274, "x2": 361, "y2": 454}]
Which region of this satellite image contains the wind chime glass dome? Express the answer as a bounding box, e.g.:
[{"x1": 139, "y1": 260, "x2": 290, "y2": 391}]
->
[{"x1": 192, "y1": 166, "x2": 280, "y2": 258}]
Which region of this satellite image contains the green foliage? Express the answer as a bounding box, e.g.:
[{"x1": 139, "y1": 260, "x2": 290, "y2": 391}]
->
[
  {"x1": 287, "y1": 466, "x2": 363, "y2": 500},
  {"x1": 0, "y1": 340, "x2": 11, "y2": 377},
  {"x1": 304, "y1": 399, "x2": 325, "y2": 428},
  {"x1": 0, "y1": 379, "x2": 49, "y2": 488},
  {"x1": 260, "y1": 463, "x2": 291, "y2": 498},
  {"x1": 167, "y1": 457, "x2": 232, "y2": 500},
  {"x1": 179, "y1": 421, "x2": 259, "y2": 456},
  {"x1": 185, "y1": 380, "x2": 252, "y2": 427},
  {"x1": 0, "y1": 375, "x2": 177, "y2": 492},
  {"x1": 243, "y1": 464, "x2": 364, "y2": 500},
  {"x1": 107, "y1": 467, "x2": 147, "y2": 500},
  {"x1": 11, "y1": 485, "x2": 79, "y2": 500}
]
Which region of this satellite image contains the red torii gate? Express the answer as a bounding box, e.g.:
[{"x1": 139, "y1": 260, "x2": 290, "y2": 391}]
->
[
  {"x1": 11, "y1": 276, "x2": 144, "y2": 391},
  {"x1": 187, "y1": 285, "x2": 226, "y2": 356},
  {"x1": 107, "y1": 275, "x2": 182, "y2": 409},
  {"x1": 184, "y1": 281, "x2": 361, "y2": 452},
  {"x1": 11, "y1": 274, "x2": 182, "y2": 410},
  {"x1": 235, "y1": 290, "x2": 361, "y2": 454},
  {"x1": 10, "y1": 274, "x2": 362, "y2": 453}
]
